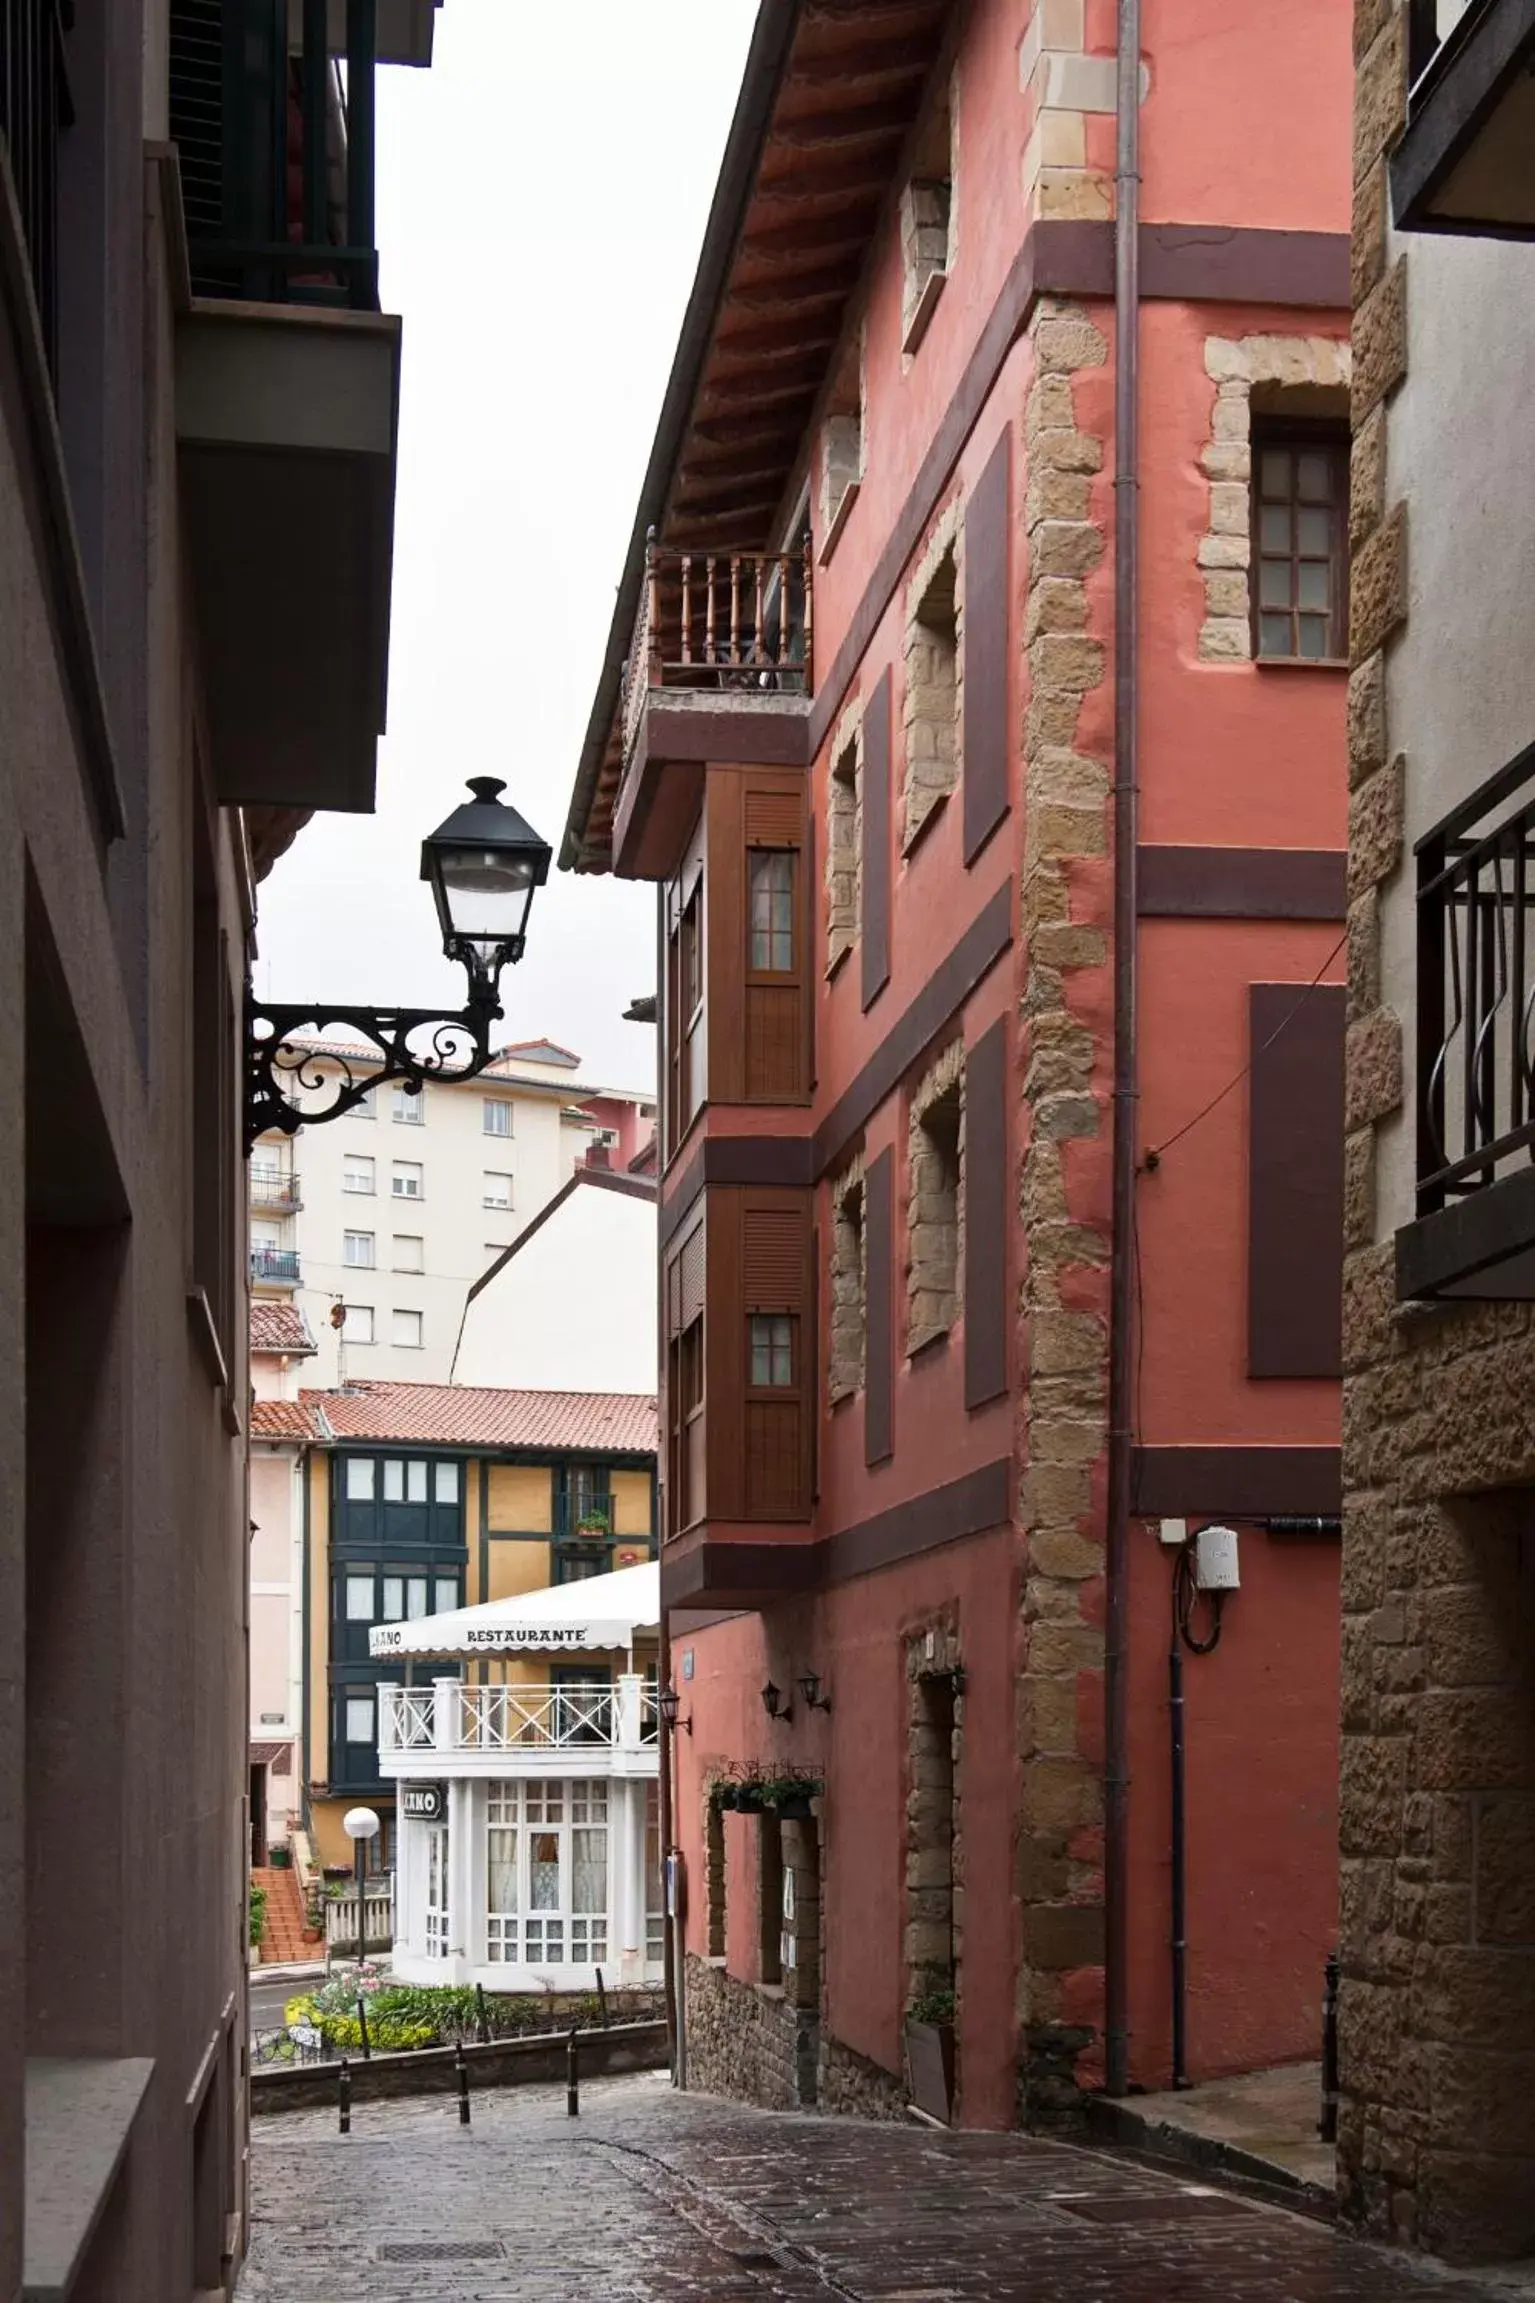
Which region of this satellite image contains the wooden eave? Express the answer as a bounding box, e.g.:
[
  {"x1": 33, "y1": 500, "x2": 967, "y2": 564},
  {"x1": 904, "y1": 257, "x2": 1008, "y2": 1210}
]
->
[{"x1": 564, "y1": 0, "x2": 951, "y2": 874}]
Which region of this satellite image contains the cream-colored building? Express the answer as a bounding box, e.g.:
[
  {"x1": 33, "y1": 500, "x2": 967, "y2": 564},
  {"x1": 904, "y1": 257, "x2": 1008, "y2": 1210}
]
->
[{"x1": 251, "y1": 1037, "x2": 655, "y2": 1385}]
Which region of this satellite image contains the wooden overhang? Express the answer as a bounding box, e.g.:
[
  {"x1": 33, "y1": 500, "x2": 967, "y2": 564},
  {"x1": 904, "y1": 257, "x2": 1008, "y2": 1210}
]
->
[{"x1": 561, "y1": 0, "x2": 951, "y2": 876}]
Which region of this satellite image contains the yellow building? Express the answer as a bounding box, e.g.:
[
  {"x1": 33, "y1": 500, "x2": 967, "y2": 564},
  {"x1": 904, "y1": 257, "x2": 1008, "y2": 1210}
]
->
[{"x1": 253, "y1": 1381, "x2": 657, "y2": 1872}]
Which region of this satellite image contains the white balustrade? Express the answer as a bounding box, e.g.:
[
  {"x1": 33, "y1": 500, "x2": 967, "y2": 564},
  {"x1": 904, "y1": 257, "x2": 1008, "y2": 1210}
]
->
[{"x1": 380, "y1": 1680, "x2": 663, "y2": 1760}]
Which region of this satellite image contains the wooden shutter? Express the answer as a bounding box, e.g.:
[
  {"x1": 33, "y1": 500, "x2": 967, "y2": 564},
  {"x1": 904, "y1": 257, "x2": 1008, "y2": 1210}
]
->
[
  {"x1": 738, "y1": 1192, "x2": 813, "y2": 1522},
  {"x1": 744, "y1": 781, "x2": 809, "y2": 1103},
  {"x1": 963, "y1": 1021, "x2": 1008, "y2": 1407},
  {"x1": 963, "y1": 427, "x2": 1011, "y2": 864},
  {"x1": 1248, "y1": 982, "x2": 1345, "y2": 1378},
  {"x1": 864, "y1": 1148, "x2": 894, "y2": 1466},
  {"x1": 862, "y1": 670, "x2": 892, "y2": 1012}
]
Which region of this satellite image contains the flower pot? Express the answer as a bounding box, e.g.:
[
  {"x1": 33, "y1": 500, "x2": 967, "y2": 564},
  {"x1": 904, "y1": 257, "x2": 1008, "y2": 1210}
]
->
[
  {"x1": 904, "y1": 2019, "x2": 956, "y2": 2125},
  {"x1": 715, "y1": 1785, "x2": 739, "y2": 1811},
  {"x1": 770, "y1": 1793, "x2": 815, "y2": 1820},
  {"x1": 302, "y1": 1926, "x2": 323, "y2": 1945},
  {"x1": 734, "y1": 1787, "x2": 766, "y2": 1814}
]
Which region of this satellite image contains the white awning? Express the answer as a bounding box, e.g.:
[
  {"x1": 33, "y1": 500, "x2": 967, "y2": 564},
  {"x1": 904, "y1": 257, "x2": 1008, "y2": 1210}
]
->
[{"x1": 368, "y1": 1559, "x2": 658, "y2": 1661}]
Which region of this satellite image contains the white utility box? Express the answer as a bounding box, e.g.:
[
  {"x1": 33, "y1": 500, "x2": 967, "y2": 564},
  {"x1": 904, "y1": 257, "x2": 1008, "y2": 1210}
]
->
[{"x1": 1194, "y1": 1523, "x2": 1241, "y2": 1591}]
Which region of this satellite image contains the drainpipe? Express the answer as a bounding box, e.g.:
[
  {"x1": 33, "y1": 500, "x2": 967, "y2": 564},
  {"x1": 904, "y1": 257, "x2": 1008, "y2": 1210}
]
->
[
  {"x1": 1103, "y1": 0, "x2": 1142, "y2": 2102},
  {"x1": 659, "y1": 1608, "x2": 679, "y2": 2081}
]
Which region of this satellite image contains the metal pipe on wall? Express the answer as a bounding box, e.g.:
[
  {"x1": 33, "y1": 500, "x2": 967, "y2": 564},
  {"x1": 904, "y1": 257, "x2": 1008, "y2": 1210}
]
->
[
  {"x1": 1104, "y1": 0, "x2": 1143, "y2": 2101},
  {"x1": 1168, "y1": 1633, "x2": 1188, "y2": 2089}
]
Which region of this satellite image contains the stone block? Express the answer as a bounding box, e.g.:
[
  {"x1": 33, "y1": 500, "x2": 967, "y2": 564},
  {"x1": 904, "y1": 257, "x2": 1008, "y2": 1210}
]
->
[
  {"x1": 1349, "y1": 888, "x2": 1381, "y2": 1019},
  {"x1": 1342, "y1": 1489, "x2": 1389, "y2": 1611},
  {"x1": 1352, "y1": 261, "x2": 1408, "y2": 428},
  {"x1": 1202, "y1": 570, "x2": 1248, "y2": 621},
  {"x1": 1350, "y1": 501, "x2": 1407, "y2": 667},
  {"x1": 1348, "y1": 652, "x2": 1388, "y2": 786},
  {"x1": 1475, "y1": 1795, "x2": 1535, "y2": 1943},
  {"x1": 1027, "y1": 1900, "x2": 1105, "y2": 1971},
  {"x1": 1346, "y1": 1006, "x2": 1403, "y2": 1132},
  {"x1": 1204, "y1": 335, "x2": 1252, "y2": 385},
  {"x1": 1354, "y1": 10, "x2": 1406, "y2": 181},
  {"x1": 1196, "y1": 531, "x2": 1250, "y2": 570},
  {"x1": 1416, "y1": 1691, "x2": 1535, "y2": 1792},
  {"x1": 1340, "y1": 1733, "x2": 1408, "y2": 1856},
  {"x1": 1021, "y1": 1753, "x2": 1102, "y2": 1835},
  {"x1": 1349, "y1": 754, "x2": 1404, "y2": 898},
  {"x1": 1353, "y1": 0, "x2": 1394, "y2": 66},
  {"x1": 1200, "y1": 441, "x2": 1251, "y2": 484},
  {"x1": 1032, "y1": 308, "x2": 1109, "y2": 375},
  {"x1": 1424, "y1": 1586, "x2": 1514, "y2": 1689},
  {"x1": 1351, "y1": 401, "x2": 1387, "y2": 555},
  {"x1": 1028, "y1": 467, "x2": 1094, "y2": 527},
  {"x1": 1027, "y1": 374, "x2": 1080, "y2": 435},
  {"x1": 1035, "y1": 168, "x2": 1115, "y2": 222},
  {"x1": 1027, "y1": 576, "x2": 1090, "y2": 638},
  {"x1": 1032, "y1": 519, "x2": 1105, "y2": 579},
  {"x1": 1352, "y1": 156, "x2": 1388, "y2": 306},
  {"x1": 1198, "y1": 617, "x2": 1251, "y2": 663},
  {"x1": 1344, "y1": 1126, "x2": 1377, "y2": 1255}
]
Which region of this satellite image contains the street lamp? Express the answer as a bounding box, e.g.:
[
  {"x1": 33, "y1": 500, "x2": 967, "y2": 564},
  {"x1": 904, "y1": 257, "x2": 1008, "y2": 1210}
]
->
[
  {"x1": 760, "y1": 1680, "x2": 792, "y2": 1724},
  {"x1": 342, "y1": 1805, "x2": 381, "y2": 1964},
  {"x1": 246, "y1": 778, "x2": 553, "y2": 1147},
  {"x1": 657, "y1": 1684, "x2": 692, "y2": 1736}
]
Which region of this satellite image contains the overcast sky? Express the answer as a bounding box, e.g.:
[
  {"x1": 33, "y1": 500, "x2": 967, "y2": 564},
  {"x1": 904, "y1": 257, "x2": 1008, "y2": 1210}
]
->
[{"x1": 253, "y1": 0, "x2": 758, "y2": 1090}]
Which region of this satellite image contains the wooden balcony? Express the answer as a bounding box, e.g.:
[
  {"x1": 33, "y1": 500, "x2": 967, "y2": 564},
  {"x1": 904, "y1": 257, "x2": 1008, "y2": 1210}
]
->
[{"x1": 612, "y1": 539, "x2": 813, "y2": 879}]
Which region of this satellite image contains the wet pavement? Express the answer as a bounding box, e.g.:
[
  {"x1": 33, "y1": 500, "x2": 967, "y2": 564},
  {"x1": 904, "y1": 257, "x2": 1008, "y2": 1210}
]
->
[{"x1": 241, "y1": 2070, "x2": 1511, "y2": 2302}]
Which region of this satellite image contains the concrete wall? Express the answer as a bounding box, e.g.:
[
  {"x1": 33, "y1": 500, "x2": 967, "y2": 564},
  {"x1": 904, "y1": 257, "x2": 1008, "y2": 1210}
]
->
[
  {"x1": 451, "y1": 1178, "x2": 658, "y2": 1392},
  {"x1": 249, "y1": 1445, "x2": 305, "y2": 1838}
]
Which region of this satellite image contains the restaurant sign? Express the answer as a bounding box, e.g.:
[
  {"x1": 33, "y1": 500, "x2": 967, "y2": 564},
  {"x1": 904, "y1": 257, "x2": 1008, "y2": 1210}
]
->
[{"x1": 400, "y1": 1781, "x2": 446, "y2": 1823}]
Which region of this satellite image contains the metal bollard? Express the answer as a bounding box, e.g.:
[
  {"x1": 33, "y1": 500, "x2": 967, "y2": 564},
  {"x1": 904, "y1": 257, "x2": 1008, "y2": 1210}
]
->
[
  {"x1": 356, "y1": 1994, "x2": 372, "y2": 2061},
  {"x1": 455, "y1": 2041, "x2": 471, "y2": 2127},
  {"x1": 338, "y1": 2055, "x2": 352, "y2": 2135},
  {"x1": 595, "y1": 1965, "x2": 609, "y2": 2031},
  {"x1": 566, "y1": 2025, "x2": 580, "y2": 2118},
  {"x1": 1319, "y1": 1948, "x2": 1339, "y2": 2143},
  {"x1": 475, "y1": 1981, "x2": 491, "y2": 2045}
]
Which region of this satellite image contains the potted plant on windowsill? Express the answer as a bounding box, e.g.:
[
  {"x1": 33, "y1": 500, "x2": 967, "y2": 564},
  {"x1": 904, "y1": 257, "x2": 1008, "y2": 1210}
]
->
[
  {"x1": 713, "y1": 1779, "x2": 740, "y2": 1812},
  {"x1": 904, "y1": 1983, "x2": 957, "y2": 2125},
  {"x1": 574, "y1": 1510, "x2": 611, "y2": 1538},
  {"x1": 762, "y1": 1774, "x2": 822, "y2": 1821}
]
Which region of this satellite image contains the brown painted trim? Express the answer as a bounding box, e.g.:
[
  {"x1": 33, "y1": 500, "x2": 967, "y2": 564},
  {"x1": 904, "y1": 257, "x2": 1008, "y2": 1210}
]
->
[
  {"x1": 861, "y1": 669, "x2": 893, "y2": 1012},
  {"x1": 1137, "y1": 847, "x2": 1347, "y2": 921},
  {"x1": 658, "y1": 1134, "x2": 815, "y2": 1250},
  {"x1": 813, "y1": 878, "x2": 1013, "y2": 1178},
  {"x1": 644, "y1": 699, "x2": 811, "y2": 768},
  {"x1": 963, "y1": 1021, "x2": 1009, "y2": 1410},
  {"x1": 657, "y1": 1456, "x2": 1014, "y2": 1609},
  {"x1": 1247, "y1": 983, "x2": 1345, "y2": 1380},
  {"x1": 803, "y1": 220, "x2": 1348, "y2": 765},
  {"x1": 824, "y1": 1457, "x2": 1011, "y2": 1585},
  {"x1": 1132, "y1": 1446, "x2": 1342, "y2": 1517},
  {"x1": 1140, "y1": 224, "x2": 1351, "y2": 308},
  {"x1": 864, "y1": 1148, "x2": 895, "y2": 1468}
]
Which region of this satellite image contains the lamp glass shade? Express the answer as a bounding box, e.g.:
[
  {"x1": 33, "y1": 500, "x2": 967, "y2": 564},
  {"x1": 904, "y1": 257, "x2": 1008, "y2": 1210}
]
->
[
  {"x1": 657, "y1": 1686, "x2": 680, "y2": 1729},
  {"x1": 343, "y1": 1805, "x2": 381, "y2": 1842},
  {"x1": 421, "y1": 778, "x2": 552, "y2": 973}
]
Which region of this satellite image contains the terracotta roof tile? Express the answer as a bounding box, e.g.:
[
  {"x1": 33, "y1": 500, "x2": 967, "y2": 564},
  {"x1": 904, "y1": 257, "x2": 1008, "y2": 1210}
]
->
[
  {"x1": 251, "y1": 1302, "x2": 318, "y2": 1356},
  {"x1": 300, "y1": 1381, "x2": 657, "y2": 1456},
  {"x1": 251, "y1": 1398, "x2": 323, "y2": 1441}
]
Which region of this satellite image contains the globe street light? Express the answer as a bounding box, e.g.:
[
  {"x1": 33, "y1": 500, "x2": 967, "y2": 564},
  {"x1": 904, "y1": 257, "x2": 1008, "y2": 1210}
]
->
[{"x1": 342, "y1": 1805, "x2": 382, "y2": 1963}]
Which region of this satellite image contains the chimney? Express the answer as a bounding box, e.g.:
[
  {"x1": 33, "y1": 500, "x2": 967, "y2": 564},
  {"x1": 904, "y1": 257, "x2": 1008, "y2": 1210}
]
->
[{"x1": 585, "y1": 1140, "x2": 611, "y2": 1171}]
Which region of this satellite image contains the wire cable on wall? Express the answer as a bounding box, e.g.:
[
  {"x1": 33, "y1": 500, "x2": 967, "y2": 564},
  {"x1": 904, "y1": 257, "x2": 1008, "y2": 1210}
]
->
[{"x1": 1172, "y1": 1537, "x2": 1223, "y2": 1655}]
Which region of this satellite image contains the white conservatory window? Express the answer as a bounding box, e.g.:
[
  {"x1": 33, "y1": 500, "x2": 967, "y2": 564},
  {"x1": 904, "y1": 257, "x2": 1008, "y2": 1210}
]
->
[
  {"x1": 484, "y1": 1779, "x2": 608, "y2": 1966},
  {"x1": 425, "y1": 1825, "x2": 450, "y2": 1959}
]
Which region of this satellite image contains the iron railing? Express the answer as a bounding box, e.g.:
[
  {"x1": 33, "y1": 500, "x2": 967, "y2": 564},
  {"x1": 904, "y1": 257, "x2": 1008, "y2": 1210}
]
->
[
  {"x1": 169, "y1": 0, "x2": 378, "y2": 310},
  {"x1": 1414, "y1": 738, "x2": 1535, "y2": 1215},
  {"x1": 250, "y1": 1245, "x2": 302, "y2": 1283},
  {"x1": 249, "y1": 1164, "x2": 302, "y2": 1209},
  {"x1": 380, "y1": 1682, "x2": 659, "y2": 1755},
  {"x1": 620, "y1": 533, "x2": 812, "y2": 763},
  {"x1": 0, "y1": 0, "x2": 74, "y2": 374}
]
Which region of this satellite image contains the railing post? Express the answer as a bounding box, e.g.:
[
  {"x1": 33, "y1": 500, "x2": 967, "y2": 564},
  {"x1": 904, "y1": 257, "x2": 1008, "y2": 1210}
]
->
[
  {"x1": 802, "y1": 542, "x2": 814, "y2": 693},
  {"x1": 1417, "y1": 828, "x2": 1448, "y2": 1215},
  {"x1": 616, "y1": 1673, "x2": 644, "y2": 1751},
  {"x1": 433, "y1": 1675, "x2": 458, "y2": 1755},
  {"x1": 645, "y1": 528, "x2": 662, "y2": 689}
]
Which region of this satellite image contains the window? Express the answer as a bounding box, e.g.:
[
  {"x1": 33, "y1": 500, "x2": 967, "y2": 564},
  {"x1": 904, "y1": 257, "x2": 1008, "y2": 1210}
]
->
[
  {"x1": 425, "y1": 1824, "x2": 450, "y2": 1959},
  {"x1": 348, "y1": 1087, "x2": 377, "y2": 1118},
  {"x1": 392, "y1": 1162, "x2": 424, "y2": 1200},
  {"x1": 676, "y1": 1316, "x2": 704, "y2": 1528},
  {"x1": 486, "y1": 1779, "x2": 609, "y2": 1967},
  {"x1": 346, "y1": 1457, "x2": 375, "y2": 1501},
  {"x1": 343, "y1": 1156, "x2": 375, "y2": 1196},
  {"x1": 826, "y1": 725, "x2": 862, "y2": 973},
  {"x1": 483, "y1": 1172, "x2": 513, "y2": 1209},
  {"x1": 750, "y1": 1314, "x2": 794, "y2": 1389},
  {"x1": 381, "y1": 1575, "x2": 404, "y2": 1620},
  {"x1": 393, "y1": 1234, "x2": 424, "y2": 1272},
  {"x1": 435, "y1": 1462, "x2": 459, "y2": 1504},
  {"x1": 435, "y1": 1576, "x2": 457, "y2": 1615},
  {"x1": 901, "y1": 78, "x2": 955, "y2": 354},
  {"x1": 393, "y1": 1309, "x2": 424, "y2": 1350},
  {"x1": 907, "y1": 1049, "x2": 964, "y2": 1355},
  {"x1": 645, "y1": 1781, "x2": 665, "y2": 1964},
  {"x1": 904, "y1": 527, "x2": 960, "y2": 847},
  {"x1": 819, "y1": 330, "x2": 864, "y2": 562},
  {"x1": 1250, "y1": 426, "x2": 1348, "y2": 661},
  {"x1": 341, "y1": 1304, "x2": 374, "y2": 1344},
  {"x1": 345, "y1": 1696, "x2": 374, "y2": 1744},
  {"x1": 345, "y1": 1575, "x2": 374, "y2": 1622},
  {"x1": 829, "y1": 1163, "x2": 866, "y2": 1401},
  {"x1": 383, "y1": 1459, "x2": 429, "y2": 1504},
  {"x1": 343, "y1": 1231, "x2": 375, "y2": 1268},
  {"x1": 749, "y1": 850, "x2": 796, "y2": 974},
  {"x1": 393, "y1": 1087, "x2": 424, "y2": 1124},
  {"x1": 483, "y1": 1099, "x2": 513, "y2": 1137}
]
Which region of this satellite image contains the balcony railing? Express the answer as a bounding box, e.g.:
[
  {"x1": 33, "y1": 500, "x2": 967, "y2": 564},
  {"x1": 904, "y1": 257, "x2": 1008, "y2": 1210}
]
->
[
  {"x1": 1414, "y1": 739, "x2": 1535, "y2": 1215},
  {"x1": 249, "y1": 1165, "x2": 302, "y2": 1211},
  {"x1": 0, "y1": 0, "x2": 74, "y2": 375},
  {"x1": 380, "y1": 1678, "x2": 660, "y2": 1761},
  {"x1": 620, "y1": 534, "x2": 812, "y2": 764},
  {"x1": 168, "y1": 0, "x2": 378, "y2": 310},
  {"x1": 250, "y1": 1246, "x2": 302, "y2": 1284}
]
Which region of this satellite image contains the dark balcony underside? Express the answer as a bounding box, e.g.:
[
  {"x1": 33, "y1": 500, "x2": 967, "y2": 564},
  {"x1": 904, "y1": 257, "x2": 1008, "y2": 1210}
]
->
[
  {"x1": 614, "y1": 693, "x2": 809, "y2": 881},
  {"x1": 1393, "y1": 0, "x2": 1535, "y2": 235},
  {"x1": 1397, "y1": 1167, "x2": 1535, "y2": 1299}
]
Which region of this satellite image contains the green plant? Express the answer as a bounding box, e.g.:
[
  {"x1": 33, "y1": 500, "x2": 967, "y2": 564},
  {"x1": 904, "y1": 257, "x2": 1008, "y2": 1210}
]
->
[
  {"x1": 248, "y1": 1882, "x2": 268, "y2": 1949},
  {"x1": 574, "y1": 1509, "x2": 611, "y2": 1535},
  {"x1": 268, "y1": 1843, "x2": 292, "y2": 1869},
  {"x1": 760, "y1": 1774, "x2": 822, "y2": 1809},
  {"x1": 907, "y1": 1984, "x2": 955, "y2": 2027}
]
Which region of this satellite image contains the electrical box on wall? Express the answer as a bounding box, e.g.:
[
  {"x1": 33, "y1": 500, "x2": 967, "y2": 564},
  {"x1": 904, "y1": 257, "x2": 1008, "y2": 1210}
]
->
[{"x1": 1194, "y1": 1524, "x2": 1241, "y2": 1591}]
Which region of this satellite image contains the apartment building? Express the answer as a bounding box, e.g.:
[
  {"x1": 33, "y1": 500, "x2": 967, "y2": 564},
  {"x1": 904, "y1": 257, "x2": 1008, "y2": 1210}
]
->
[
  {"x1": 250, "y1": 1040, "x2": 655, "y2": 1384},
  {"x1": 564, "y1": 0, "x2": 1352, "y2": 2125},
  {"x1": 247, "y1": 1382, "x2": 659, "y2": 1875},
  {"x1": 1340, "y1": 0, "x2": 1535, "y2": 2264},
  {"x1": 0, "y1": 1, "x2": 442, "y2": 2293}
]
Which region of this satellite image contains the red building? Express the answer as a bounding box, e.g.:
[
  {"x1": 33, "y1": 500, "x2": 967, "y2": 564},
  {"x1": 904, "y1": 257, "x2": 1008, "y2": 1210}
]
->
[{"x1": 563, "y1": 0, "x2": 1351, "y2": 2124}]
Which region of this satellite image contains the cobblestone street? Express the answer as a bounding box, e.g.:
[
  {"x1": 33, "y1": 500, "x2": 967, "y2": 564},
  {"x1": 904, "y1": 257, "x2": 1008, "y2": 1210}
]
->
[{"x1": 242, "y1": 2074, "x2": 1517, "y2": 2302}]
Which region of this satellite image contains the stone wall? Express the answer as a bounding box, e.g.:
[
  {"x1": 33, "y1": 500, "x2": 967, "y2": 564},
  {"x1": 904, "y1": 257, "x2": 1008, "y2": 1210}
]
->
[
  {"x1": 1340, "y1": 0, "x2": 1535, "y2": 2263},
  {"x1": 684, "y1": 1955, "x2": 815, "y2": 2113},
  {"x1": 825, "y1": 696, "x2": 863, "y2": 977},
  {"x1": 828, "y1": 1154, "x2": 867, "y2": 1402},
  {"x1": 907, "y1": 1041, "x2": 964, "y2": 1355},
  {"x1": 1016, "y1": 296, "x2": 1113, "y2": 2121},
  {"x1": 902, "y1": 499, "x2": 964, "y2": 848},
  {"x1": 817, "y1": 2030, "x2": 910, "y2": 2122}
]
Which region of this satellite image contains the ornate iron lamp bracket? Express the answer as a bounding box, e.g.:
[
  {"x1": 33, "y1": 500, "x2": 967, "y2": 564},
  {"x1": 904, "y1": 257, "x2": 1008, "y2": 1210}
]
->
[{"x1": 246, "y1": 984, "x2": 503, "y2": 1150}]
